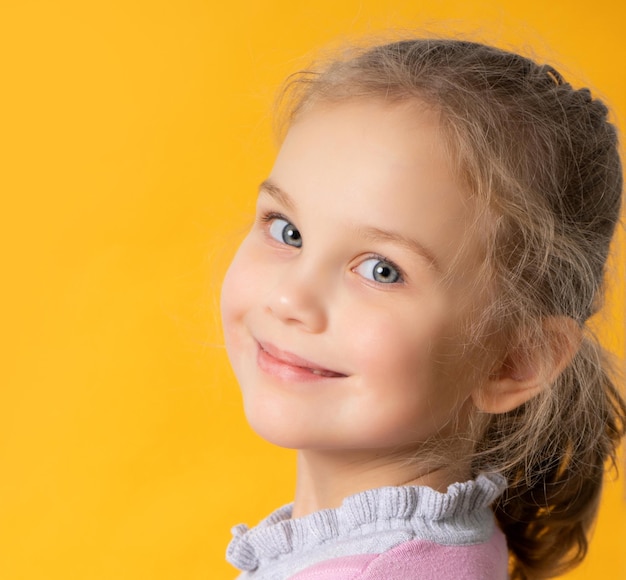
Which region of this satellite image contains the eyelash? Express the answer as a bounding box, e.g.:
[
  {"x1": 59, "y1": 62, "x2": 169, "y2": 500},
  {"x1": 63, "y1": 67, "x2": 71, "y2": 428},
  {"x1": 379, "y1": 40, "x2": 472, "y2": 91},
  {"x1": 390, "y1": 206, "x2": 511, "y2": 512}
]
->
[
  {"x1": 260, "y1": 211, "x2": 287, "y2": 225},
  {"x1": 258, "y1": 210, "x2": 407, "y2": 285}
]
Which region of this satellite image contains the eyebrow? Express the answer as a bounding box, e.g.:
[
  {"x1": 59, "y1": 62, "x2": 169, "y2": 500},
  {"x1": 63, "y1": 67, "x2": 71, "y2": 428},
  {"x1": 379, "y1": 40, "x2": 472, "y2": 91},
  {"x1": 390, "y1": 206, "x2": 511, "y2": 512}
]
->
[
  {"x1": 259, "y1": 179, "x2": 295, "y2": 212},
  {"x1": 258, "y1": 178, "x2": 440, "y2": 272},
  {"x1": 358, "y1": 225, "x2": 440, "y2": 273}
]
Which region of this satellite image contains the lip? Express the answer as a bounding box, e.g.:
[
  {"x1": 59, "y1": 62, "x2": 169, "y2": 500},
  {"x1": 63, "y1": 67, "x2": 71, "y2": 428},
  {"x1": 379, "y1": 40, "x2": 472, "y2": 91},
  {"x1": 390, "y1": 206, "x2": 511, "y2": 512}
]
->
[{"x1": 256, "y1": 341, "x2": 347, "y2": 381}]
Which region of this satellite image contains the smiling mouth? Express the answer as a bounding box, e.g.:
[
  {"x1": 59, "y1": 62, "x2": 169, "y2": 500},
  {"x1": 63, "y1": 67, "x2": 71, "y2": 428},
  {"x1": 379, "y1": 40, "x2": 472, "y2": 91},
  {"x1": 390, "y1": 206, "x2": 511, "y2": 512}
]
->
[{"x1": 257, "y1": 341, "x2": 347, "y2": 379}]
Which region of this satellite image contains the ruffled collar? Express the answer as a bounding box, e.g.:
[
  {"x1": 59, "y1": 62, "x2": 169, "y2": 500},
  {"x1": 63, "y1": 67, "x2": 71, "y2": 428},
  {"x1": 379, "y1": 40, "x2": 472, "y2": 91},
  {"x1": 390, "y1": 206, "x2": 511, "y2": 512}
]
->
[{"x1": 227, "y1": 473, "x2": 506, "y2": 573}]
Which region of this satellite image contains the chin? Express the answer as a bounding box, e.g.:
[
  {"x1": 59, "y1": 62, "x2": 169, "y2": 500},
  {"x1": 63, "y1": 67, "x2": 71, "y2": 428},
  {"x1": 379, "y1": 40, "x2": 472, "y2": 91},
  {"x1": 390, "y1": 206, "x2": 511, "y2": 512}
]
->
[
  {"x1": 244, "y1": 410, "x2": 351, "y2": 451},
  {"x1": 243, "y1": 405, "x2": 308, "y2": 449},
  {"x1": 248, "y1": 427, "x2": 312, "y2": 450}
]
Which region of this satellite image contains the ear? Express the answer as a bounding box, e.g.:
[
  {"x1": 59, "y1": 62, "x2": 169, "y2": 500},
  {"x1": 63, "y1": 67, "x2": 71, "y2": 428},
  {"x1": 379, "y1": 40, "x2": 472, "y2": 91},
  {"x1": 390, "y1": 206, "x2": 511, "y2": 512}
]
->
[{"x1": 472, "y1": 316, "x2": 581, "y2": 414}]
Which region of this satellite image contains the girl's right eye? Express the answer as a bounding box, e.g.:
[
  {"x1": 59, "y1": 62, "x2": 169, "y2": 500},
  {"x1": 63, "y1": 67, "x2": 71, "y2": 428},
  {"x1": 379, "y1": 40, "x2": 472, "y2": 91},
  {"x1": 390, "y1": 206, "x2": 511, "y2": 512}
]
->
[{"x1": 268, "y1": 217, "x2": 302, "y2": 248}]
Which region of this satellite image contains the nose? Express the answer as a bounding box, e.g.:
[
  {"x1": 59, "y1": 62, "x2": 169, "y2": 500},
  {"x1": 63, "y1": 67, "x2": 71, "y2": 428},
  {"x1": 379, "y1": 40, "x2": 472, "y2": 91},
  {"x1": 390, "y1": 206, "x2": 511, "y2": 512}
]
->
[{"x1": 265, "y1": 263, "x2": 328, "y2": 333}]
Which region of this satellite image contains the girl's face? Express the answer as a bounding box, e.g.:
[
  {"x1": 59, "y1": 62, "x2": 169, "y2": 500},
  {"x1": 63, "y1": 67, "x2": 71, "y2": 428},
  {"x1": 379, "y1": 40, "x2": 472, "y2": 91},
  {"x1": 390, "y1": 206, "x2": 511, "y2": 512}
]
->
[{"x1": 221, "y1": 100, "x2": 485, "y2": 454}]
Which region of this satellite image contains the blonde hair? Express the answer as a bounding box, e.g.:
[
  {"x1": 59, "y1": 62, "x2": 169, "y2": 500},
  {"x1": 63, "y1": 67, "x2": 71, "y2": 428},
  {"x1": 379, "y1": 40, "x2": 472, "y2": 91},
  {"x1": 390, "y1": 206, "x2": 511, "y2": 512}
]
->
[{"x1": 275, "y1": 38, "x2": 626, "y2": 579}]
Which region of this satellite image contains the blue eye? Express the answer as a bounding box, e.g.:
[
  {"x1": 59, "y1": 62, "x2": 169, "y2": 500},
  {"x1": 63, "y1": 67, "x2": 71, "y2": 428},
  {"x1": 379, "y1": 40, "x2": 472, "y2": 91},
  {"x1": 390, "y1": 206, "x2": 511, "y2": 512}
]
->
[
  {"x1": 355, "y1": 258, "x2": 402, "y2": 284},
  {"x1": 268, "y1": 218, "x2": 302, "y2": 248}
]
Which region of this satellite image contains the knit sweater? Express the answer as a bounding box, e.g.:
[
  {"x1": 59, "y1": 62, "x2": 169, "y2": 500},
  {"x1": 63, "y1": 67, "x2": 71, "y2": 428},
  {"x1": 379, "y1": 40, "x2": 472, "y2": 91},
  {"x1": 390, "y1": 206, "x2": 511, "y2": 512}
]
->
[{"x1": 227, "y1": 473, "x2": 509, "y2": 579}]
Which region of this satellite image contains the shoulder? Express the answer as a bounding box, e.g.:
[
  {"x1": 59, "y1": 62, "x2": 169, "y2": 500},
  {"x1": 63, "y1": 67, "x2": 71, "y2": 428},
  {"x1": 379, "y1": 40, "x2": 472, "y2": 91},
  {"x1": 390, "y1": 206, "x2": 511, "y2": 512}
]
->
[
  {"x1": 291, "y1": 530, "x2": 509, "y2": 580},
  {"x1": 358, "y1": 532, "x2": 509, "y2": 580}
]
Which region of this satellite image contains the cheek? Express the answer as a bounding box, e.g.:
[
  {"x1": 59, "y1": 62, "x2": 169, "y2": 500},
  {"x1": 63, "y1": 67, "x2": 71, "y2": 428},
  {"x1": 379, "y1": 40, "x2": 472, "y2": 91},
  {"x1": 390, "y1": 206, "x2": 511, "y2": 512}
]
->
[
  {"x1": 350, "y1": 324, "x2": 424, "y2": 382},
  {"x1": 343, "y1": 296, "x2": 446, "y2": 380},
  {"x1": 341, "y1": 297, "x2": 467, "y2": 423},
  {"x1": 220, "y1": 243, "x2": 260, "y2": 339},
  {"x1": 220, "y1": 261, "x2": 243, "y2": 333}
]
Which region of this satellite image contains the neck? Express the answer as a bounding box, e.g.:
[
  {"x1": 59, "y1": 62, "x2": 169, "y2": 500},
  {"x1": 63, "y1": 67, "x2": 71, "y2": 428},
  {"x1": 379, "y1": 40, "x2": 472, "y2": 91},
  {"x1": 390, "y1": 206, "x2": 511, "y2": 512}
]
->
[{"x1": 292, "y1": 448, "x2": 471, "y2": 518}]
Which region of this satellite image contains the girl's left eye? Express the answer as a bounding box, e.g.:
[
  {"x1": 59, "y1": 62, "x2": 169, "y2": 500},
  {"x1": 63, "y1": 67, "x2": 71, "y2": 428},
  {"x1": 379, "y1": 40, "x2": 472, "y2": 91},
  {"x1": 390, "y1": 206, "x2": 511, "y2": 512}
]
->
[
  {"x1": 267, "y1": 217, "x2": 302, "y2": 248},
  {"x1": 354, "y1": 258, "x2": 402, "y2": 284}
]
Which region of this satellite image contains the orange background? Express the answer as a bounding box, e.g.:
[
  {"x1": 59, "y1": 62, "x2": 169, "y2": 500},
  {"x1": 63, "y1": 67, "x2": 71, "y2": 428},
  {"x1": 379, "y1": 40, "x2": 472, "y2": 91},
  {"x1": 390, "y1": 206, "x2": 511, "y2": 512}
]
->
[{"x1": 1, "y1": 1, "x2": 624, "y2": 578}]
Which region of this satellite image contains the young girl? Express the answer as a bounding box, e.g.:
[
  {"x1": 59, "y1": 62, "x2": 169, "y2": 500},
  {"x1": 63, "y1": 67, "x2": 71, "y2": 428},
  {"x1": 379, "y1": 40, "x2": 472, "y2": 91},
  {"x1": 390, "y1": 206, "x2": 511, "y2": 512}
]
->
[{"x1": 220, "y1": 37, "x2": 626, "y2": 579}]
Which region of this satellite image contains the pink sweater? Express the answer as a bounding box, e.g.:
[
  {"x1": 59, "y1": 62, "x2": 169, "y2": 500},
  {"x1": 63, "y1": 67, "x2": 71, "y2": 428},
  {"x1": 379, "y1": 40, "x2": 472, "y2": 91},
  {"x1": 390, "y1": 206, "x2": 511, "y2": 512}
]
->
[
  {"x1": 227, "y1": 474, "x2": 509, "y2": 579},
  {"x1": 291, "y1": 533, "x2": 507, "y2": 579}
]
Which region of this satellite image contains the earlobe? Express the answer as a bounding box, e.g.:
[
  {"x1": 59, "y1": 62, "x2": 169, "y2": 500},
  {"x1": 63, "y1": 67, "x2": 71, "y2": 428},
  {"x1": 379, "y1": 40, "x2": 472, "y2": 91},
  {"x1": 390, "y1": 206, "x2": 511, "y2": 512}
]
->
[{"x1": 472, "y1": 316, "x2": 581, "y2": 414}]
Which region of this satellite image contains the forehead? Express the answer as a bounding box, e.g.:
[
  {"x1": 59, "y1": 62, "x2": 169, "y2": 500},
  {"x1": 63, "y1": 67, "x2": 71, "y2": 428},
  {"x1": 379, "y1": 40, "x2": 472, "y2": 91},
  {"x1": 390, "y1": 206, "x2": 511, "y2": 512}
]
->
[{"x1": 269, "y1": 100, "x2": 483, "y2": 272}]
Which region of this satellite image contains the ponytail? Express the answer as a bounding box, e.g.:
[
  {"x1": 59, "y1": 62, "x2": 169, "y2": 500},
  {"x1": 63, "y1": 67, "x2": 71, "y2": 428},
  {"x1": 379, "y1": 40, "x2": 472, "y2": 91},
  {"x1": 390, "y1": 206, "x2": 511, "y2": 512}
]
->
[{"x1": 483, "y1": 335, "x2": 626, "y2": 578}]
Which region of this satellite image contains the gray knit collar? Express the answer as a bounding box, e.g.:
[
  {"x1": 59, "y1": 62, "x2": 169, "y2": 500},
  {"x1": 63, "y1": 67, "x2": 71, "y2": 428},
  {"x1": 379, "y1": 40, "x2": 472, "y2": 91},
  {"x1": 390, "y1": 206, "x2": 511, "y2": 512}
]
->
[{"x1": 227, "y1": 473, "x2": 506, "y2": 573}]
